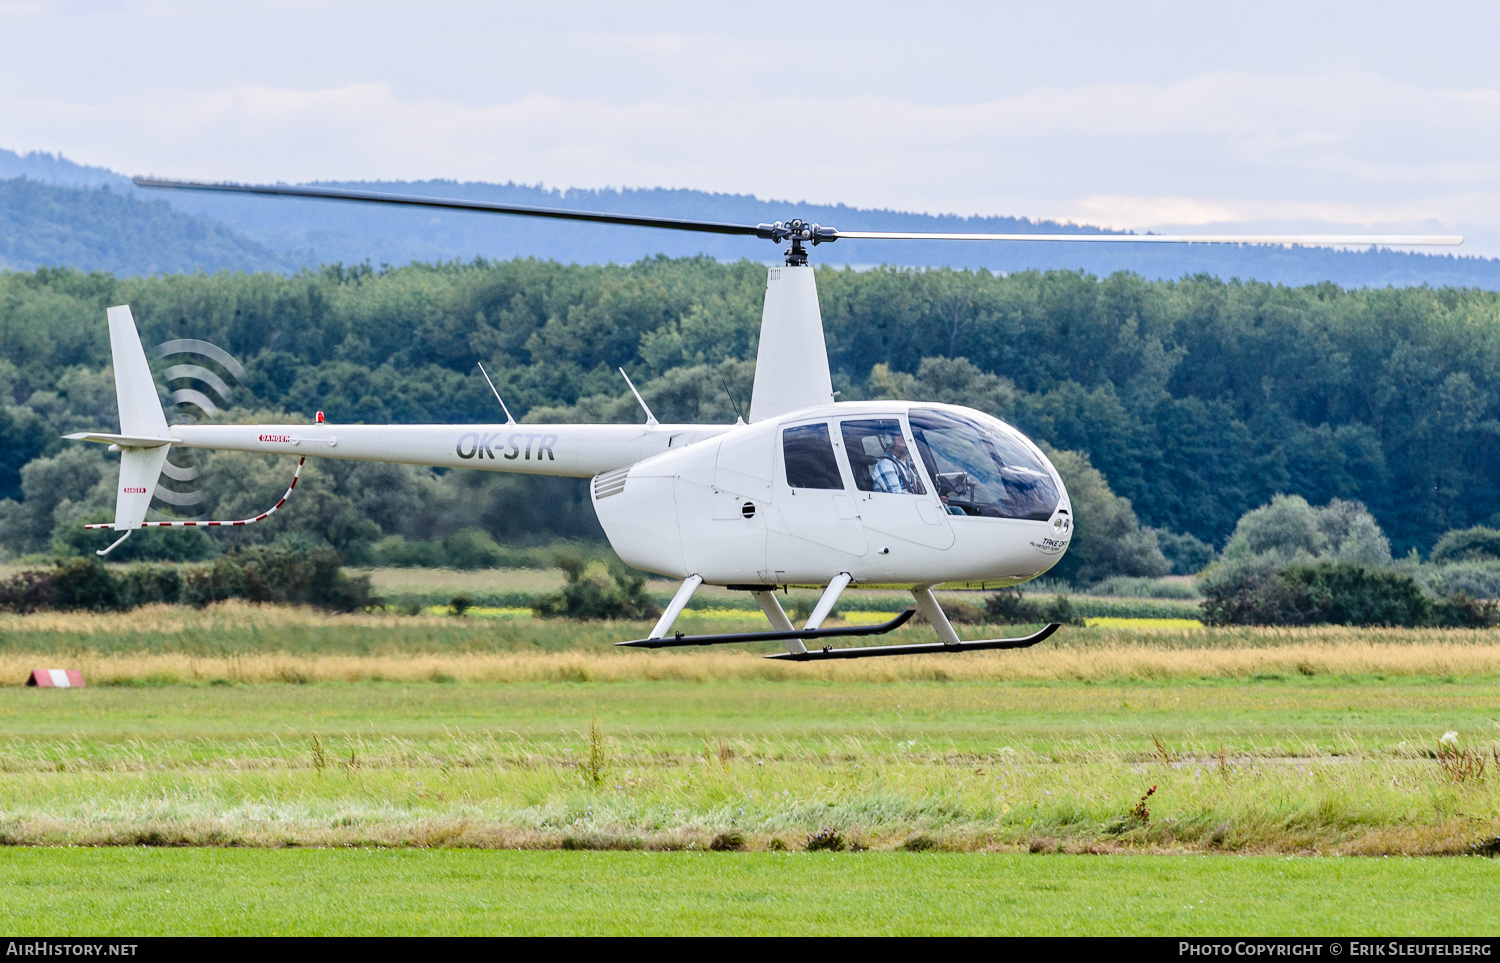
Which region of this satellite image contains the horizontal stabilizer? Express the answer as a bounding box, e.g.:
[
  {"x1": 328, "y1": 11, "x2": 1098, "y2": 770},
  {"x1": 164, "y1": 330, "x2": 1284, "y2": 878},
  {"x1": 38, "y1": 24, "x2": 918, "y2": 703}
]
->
[{"x1": 63, "y1": 431, "x2": 173, "y2": 449}]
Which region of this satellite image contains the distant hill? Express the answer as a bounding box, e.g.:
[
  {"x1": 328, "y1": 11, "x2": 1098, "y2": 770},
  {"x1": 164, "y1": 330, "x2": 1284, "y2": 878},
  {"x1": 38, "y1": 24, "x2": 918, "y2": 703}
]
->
[
  {"x1": 5, "y1": 148, "x2": 1500, "y2": 288},
  {"x1": 0, "y1": 176, "x2": 292, "y2": 275},
  {"x1": 0, "y1": 150, "x2": 129, "y2": 191}
]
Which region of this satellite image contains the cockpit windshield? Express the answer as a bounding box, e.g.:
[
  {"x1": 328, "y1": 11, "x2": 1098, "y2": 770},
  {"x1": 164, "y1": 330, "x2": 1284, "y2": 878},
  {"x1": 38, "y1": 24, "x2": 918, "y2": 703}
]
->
[{"x1": 908, "y1": 409, "x2": 1060, "y2": 521}]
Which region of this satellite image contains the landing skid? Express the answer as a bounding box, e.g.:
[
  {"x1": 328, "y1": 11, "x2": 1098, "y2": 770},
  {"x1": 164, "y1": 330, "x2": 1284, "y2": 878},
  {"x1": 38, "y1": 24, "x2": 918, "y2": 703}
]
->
[
  {"x1": 618, "y1": 608, "x2": 917, "y2": 649},
  {"x1": 764, "y1": 622, "x2": 1061, "y2": 661},
  {"x1": 618, "y1": 610, "x2": 1061, "y2": 660},
  {"x1": 620, "y1": 576, "x2": 1062, "y2": 660}
]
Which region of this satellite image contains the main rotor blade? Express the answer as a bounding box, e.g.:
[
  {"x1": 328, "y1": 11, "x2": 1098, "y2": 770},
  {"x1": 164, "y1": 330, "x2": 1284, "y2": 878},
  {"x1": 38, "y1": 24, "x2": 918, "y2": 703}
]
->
[
  {"x1": 833, "y1": 230, "x2": 1464, "y2": 246},
  {"x1": 132, "y1": 177, "x2": 767, "y2": 238},
  {"x1": 133, "y1": 178, "x2": 1464, "y2": 247}
]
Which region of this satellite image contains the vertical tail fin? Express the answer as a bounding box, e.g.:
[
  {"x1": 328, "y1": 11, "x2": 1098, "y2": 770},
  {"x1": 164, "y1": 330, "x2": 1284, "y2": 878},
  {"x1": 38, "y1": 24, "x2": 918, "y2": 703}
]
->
[
  {"x1": 91, "y1": 306, "x2": 172, "y2": 555},
  {"x1": 111, "y1": 446, "x2": 171, "y2": 532},
  {"x1": 108, "y1": 305, "x2": 170, "y2": 440}
]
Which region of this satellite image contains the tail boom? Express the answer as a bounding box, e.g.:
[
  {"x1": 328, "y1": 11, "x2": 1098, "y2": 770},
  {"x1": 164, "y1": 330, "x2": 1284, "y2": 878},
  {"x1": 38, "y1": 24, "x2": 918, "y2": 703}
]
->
[{"x1": 168, "y1": 422, "x2": 731, "y2": 477}]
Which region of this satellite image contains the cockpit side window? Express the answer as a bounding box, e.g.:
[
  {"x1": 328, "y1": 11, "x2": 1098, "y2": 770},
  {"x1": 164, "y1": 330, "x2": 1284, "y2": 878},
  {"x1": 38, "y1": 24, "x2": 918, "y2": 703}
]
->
[
  {"x1": 839, "y1": 419, "x2": 927, "y2": 495},
  {"x1": 908, "y1": 409, "x2": 1060, "y2": 520},
  {"x1": 782, "y1": 423, "x2": 844, "y2": 490}
]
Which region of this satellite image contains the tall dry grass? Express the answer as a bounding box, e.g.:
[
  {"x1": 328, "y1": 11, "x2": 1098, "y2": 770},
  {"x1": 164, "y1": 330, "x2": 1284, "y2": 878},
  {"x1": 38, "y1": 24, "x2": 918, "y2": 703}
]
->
[
  {"x1": 4, "y1": 640, "x2": 1500, "y2": 685},
  {"x1": 0, "y1": 601, "x2": 438, "y2": 636},
  {"x1": 3, "y1": 601, "x2": 1500, "y2": 683}
]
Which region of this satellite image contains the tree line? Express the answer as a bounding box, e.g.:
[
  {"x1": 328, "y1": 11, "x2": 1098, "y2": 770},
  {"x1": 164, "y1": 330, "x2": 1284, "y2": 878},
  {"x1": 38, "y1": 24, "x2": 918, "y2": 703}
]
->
[{"x1": 3, "y1": 257, "x2": 1500, "y2": 575}]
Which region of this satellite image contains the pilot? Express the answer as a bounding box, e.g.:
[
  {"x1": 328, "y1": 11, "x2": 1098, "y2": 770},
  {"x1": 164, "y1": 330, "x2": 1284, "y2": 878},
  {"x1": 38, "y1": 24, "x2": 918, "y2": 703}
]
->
[{"x1": 871, "y1": 432, "x2": 920, "y2": 494}]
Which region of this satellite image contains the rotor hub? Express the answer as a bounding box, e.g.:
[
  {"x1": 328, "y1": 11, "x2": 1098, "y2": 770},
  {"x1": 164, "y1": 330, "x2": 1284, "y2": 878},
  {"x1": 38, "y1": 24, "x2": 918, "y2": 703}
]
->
[
  {"x1": 754, "y1": 219, "x2": 838, "y2": 265},
  {"x1": 754, "y1": 219, "x2": 835, "y2": 243}
]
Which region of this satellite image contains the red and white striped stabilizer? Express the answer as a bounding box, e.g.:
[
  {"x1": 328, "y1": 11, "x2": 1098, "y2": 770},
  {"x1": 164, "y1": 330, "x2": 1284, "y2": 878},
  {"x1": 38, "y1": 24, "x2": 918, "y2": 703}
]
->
[
  {"x1": 27, "y1": 669, "x2": 85, "y2": 688},
  {"x1": 84, "y1": 456, "x2": 306, "y2": 531}
]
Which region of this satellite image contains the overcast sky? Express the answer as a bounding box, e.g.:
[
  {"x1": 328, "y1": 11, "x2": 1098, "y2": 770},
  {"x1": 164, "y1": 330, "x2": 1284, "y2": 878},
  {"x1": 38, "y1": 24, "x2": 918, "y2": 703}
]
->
[{"x1": 4, "y1": 1, "x2": 1500, "y2": 253}]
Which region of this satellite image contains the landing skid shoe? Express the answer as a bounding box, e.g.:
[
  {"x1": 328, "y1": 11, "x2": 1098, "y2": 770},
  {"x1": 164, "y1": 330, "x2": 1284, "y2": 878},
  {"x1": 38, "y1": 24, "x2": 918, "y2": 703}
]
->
[{"x1": 764, "y1": 621, "x2": 1060, "y2": 661}]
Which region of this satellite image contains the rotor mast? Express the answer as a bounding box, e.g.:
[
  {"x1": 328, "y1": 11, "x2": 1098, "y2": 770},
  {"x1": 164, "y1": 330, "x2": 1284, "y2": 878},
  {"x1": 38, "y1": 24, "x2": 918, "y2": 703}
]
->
[{"x1": 748, "y1": 258, "x2": 834, "y2": 422}]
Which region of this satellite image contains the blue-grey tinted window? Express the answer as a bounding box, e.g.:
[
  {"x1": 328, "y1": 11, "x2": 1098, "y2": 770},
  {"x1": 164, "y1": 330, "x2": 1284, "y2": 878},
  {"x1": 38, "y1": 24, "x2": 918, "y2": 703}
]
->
[
  {"x1": 909, "y1": 408, "x2": 1059, "y2": 520},
  {"x1": 782, "y1": 423, "x2": 844, "y2": 490}
]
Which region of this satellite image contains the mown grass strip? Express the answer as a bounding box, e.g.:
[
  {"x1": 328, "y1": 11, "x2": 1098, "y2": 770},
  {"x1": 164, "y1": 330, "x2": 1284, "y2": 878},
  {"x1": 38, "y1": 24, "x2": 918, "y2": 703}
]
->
[
  {"x1": 0, "y1": 849, "x2": 1495, "y2": 936},
  {"x1": 0, "y1": 679, "x2": 1495, "y2": 855}
]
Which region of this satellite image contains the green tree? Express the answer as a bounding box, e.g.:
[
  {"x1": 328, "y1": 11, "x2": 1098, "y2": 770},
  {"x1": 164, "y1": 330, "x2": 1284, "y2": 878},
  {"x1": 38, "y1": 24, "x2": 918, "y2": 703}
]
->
[
  {"x1": 0, "y1": 404, "x2": 50, "y2": 502},
  {"x1": 7, "y1": 259, "x2": 1500, "y2": 561},
  {"x1": 1042, "y1": 447, "x2": 1169, "y2": 586}
]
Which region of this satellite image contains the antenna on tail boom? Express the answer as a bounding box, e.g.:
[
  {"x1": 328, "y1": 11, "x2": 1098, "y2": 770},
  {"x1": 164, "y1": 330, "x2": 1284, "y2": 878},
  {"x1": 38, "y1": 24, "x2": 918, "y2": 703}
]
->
[
  {"x1": 618, "y1": 368, "x2": 658, "y2": 426},
  {"x1": 476, "y1": 362, "x2": 516, "y2": 424},
  {"x1": 718, "y1": 372, "x2": 746, "y2": 425}
]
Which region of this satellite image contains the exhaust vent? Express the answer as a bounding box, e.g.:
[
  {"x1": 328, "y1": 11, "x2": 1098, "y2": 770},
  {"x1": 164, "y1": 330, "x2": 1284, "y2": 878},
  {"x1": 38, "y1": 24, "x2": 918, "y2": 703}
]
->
[{"x1": 592, "y1": 467, "x2": 630, "y2": 500}]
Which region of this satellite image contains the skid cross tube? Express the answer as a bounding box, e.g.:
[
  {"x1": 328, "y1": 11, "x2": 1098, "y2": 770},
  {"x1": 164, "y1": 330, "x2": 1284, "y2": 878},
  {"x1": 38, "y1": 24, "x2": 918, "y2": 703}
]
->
[
  {"x1": 765, "y1": 622, "x2": 1063, "y2": 661},
  {"x1": 617, "y1": 608, "x2": 917, "y2": 649}
]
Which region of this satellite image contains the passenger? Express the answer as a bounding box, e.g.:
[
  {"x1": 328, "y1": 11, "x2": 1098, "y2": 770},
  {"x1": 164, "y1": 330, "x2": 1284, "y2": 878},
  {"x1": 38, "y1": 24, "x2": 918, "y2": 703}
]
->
[{"x1": 870, "y1": 432, "x2": 921, "y2": 494}]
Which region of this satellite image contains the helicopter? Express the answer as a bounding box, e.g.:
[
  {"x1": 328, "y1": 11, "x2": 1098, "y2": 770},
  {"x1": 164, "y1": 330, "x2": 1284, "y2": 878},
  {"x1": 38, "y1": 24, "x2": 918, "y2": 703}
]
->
[{"x1": 65, "y1": 178, "x2": 1463, "y2": 660}]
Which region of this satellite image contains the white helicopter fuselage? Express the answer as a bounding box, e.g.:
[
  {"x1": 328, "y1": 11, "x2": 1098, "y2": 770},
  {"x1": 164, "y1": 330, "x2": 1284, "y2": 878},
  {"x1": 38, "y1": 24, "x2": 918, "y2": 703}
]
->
[
  {"x1": 593, "y1": 400, "x2": 1071, "y2": 586},
  {"x1": 167, "y1": 398, "x2": 1071, "y2": 587}
]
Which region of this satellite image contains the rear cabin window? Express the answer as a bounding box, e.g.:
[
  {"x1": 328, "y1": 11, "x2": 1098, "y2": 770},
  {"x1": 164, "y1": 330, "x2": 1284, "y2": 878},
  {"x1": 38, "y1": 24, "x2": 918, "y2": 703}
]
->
[{"x1": 782, "y1": 423, "x2": 844, "y2": 490}]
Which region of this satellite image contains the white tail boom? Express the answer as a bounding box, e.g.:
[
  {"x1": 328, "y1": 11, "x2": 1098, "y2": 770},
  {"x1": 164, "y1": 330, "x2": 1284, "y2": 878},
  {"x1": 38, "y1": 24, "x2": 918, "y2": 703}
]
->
[{"x1": 66, "y1": 303, "x2": 734, "y2": 556}]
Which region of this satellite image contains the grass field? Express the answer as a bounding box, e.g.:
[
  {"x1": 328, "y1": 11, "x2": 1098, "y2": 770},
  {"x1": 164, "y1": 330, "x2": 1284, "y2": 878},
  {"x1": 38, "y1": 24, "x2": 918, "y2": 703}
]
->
[
  {"x1": 0, "y1": 606, "x2": 1492, "y2": 695},
  {"x1": 1, "y1": 604, "x2": 1497, "y2": 934},
  {"x1": 0, "y1": 678, "x2": 1495, "y2": 855},
  {"x1": 1, "y1": 848, "x2": 1495, "y2": 936},
  {"x1": 0, "y1": 605, "x2": 1497, "y2": 856}
]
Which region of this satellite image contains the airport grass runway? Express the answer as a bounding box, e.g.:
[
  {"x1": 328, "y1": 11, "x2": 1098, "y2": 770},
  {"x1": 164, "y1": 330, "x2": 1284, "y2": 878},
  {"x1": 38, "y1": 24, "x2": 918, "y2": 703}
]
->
[
  {"x1": 0, "y1": 657, "x2": 1496, "y2": 855},
  {"x1": 1, "y1": 848, "x2": 1496, "y2": 936},
  {"x1": 0, "y1": 605, "x2": 1497, "y2": 933}
]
